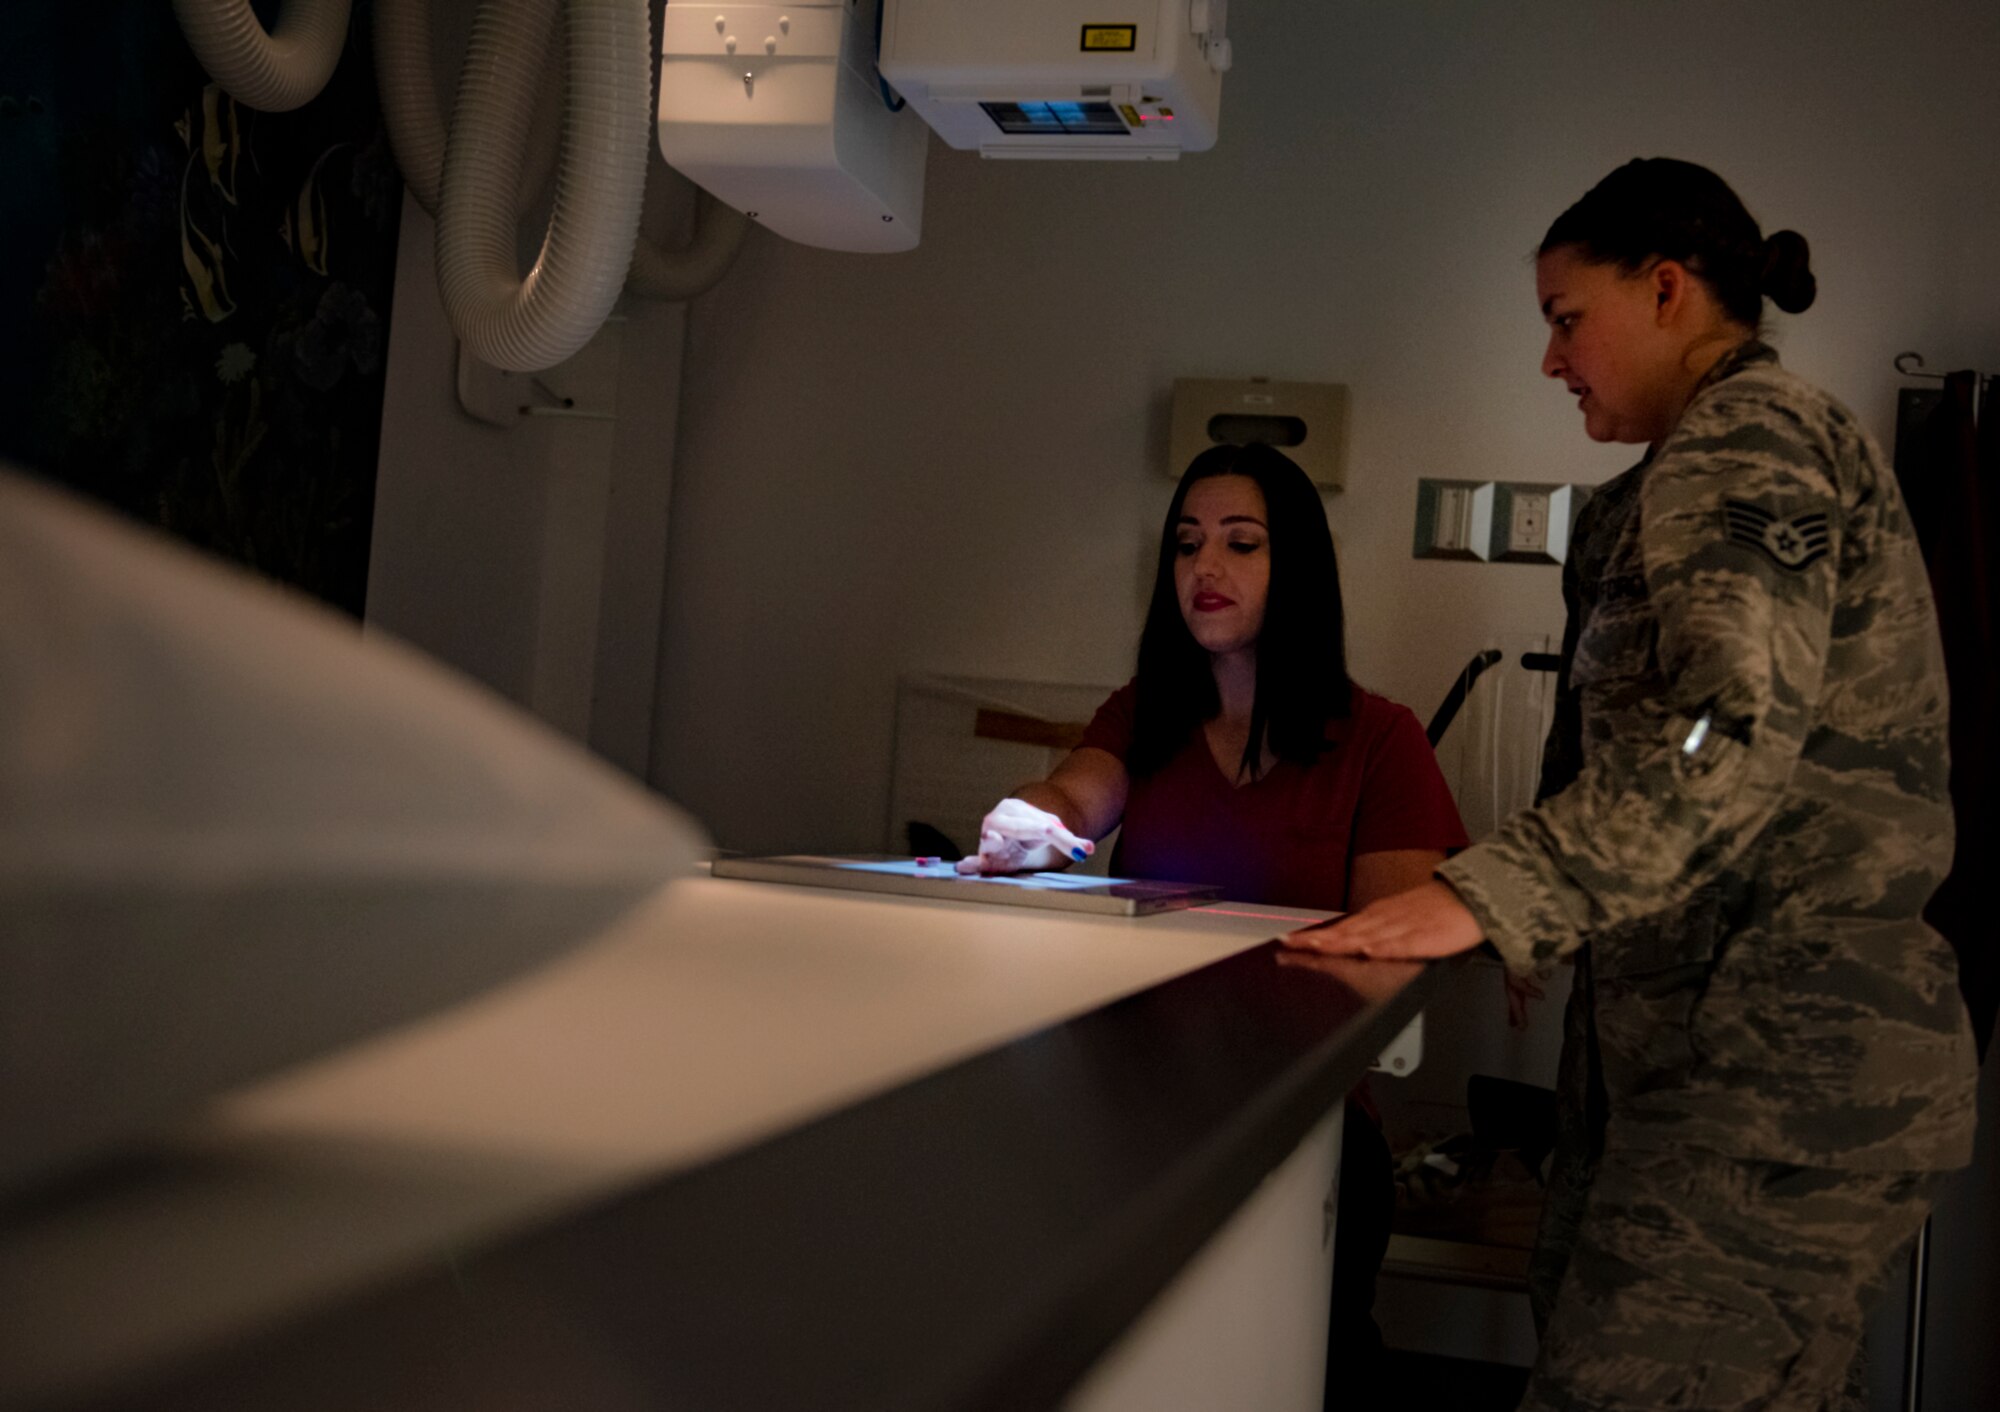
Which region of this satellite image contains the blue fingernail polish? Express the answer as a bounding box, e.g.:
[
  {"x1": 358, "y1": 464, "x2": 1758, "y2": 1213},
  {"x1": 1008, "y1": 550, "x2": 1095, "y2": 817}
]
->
[{"x1": 1071, "y1": 847, "x2": 1087, "y2": 861}]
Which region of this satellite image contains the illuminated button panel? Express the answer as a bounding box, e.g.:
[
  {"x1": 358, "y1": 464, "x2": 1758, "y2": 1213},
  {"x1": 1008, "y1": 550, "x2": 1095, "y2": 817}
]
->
[{"x1": 979, "y1": 100, "x2": 1129, "y2": 136}]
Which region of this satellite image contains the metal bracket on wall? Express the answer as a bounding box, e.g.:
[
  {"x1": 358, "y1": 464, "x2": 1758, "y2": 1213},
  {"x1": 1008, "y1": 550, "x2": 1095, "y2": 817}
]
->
[
  {"x1": 1370, "y1": 1012, "x2": 1424, "y2": 1076},
  {"x1": 454, "y1": 328, "x2": 624, "y2": 428}
]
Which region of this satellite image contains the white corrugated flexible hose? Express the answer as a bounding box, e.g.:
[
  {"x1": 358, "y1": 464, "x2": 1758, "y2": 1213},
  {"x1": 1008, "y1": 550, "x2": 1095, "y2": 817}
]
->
[
  {"x1": 375, "y1": 0, "x2": 747, "y2": 309},
  {"x1": 169, "y1": 0, "x2": 353, "y2": 113},
  {"x1": 434, "y1": 0, "x2": 651, "y2": 370},
  {"x1": 374, "y1": 0, "x2": 564, "y2": 219}
]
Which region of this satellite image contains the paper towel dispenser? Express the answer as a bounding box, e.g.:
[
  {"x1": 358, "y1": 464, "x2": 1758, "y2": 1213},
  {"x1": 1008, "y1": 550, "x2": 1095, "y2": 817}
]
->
[{"x1": 1169, "y1": 377, "x2": 1348, "y2": 490}]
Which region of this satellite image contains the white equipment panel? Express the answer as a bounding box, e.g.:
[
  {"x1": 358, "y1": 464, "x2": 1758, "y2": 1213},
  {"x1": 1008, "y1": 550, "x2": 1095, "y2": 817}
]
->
[{"x1": 658, "y1": 1, "x2": 929, "y2": 252}]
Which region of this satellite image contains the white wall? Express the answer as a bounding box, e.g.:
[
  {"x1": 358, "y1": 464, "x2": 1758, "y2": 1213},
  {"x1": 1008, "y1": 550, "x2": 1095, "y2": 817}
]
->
[{"x1": 652, "y1": 0, "x2": 2000, "y2": 855}]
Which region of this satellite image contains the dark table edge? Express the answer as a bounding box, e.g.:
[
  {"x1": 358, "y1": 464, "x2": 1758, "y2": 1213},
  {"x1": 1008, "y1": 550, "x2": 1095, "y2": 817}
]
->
[{"x1": 58, "y1": 942, "x2": 1446, "y2": 1412}]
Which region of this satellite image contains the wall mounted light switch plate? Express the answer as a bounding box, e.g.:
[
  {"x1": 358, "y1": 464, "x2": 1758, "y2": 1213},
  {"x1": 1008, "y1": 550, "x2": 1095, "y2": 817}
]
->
[{"x1": 1413, "y1": 478, "x2": 1494, "y2": 561}]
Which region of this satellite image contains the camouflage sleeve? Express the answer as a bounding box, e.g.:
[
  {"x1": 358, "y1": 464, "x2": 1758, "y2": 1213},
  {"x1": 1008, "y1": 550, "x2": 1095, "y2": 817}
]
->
[
  {"x1": 1439, "y1": 383, "x2": 1840, "y2": 973},
  {"x1": 1533, "y1": 515, "x2": 1588, "y2": 805}
]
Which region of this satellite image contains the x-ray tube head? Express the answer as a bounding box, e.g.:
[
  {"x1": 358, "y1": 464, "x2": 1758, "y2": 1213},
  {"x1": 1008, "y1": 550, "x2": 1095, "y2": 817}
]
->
[
  {"x1": 878, "y1": 0, "x2": 1227, "y2": 160},
  {"x1": 657, "y1": 0, "x2": 1228, "y2": 252}
]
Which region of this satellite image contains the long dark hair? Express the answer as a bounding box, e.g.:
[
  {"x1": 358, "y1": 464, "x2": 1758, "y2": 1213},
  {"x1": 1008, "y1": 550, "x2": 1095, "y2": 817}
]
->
[
  {"x1": 1541, "y1": 158, "x2": 1817, "y2": 325},
  {"x1": 1130, "y1": 443, "x2": 1351, "y2": 779}
]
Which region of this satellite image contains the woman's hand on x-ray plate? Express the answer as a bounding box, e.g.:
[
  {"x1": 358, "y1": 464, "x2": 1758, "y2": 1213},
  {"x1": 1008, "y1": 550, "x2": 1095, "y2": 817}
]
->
[{"x1": 956, "y1": 797, "x2": 1095, "y2": 875}]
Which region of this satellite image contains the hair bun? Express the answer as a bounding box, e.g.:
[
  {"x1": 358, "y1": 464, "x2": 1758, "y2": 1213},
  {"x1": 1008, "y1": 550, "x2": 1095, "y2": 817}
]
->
[{"x1": 1760, "y1": 229, "x2": 1817, "y2": 314}]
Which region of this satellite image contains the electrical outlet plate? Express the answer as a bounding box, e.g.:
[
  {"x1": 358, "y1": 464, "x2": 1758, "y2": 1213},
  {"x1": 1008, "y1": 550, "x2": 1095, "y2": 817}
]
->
[
  {"x1": 1489, "y1": 482, "x2": 1577, "y2": 564},
  {"x1": 1506, "y1": 487, "x2": 1551, "y2": 555}
]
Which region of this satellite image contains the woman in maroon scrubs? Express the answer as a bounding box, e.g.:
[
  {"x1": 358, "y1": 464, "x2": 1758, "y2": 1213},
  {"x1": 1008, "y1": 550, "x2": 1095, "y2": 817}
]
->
[
  {"x1": 960, "y1": 441, "x2": 1468, "y2": 1405},
  {"x1": 959, "y1": 441, "x2": 1465, "y2": 913}
]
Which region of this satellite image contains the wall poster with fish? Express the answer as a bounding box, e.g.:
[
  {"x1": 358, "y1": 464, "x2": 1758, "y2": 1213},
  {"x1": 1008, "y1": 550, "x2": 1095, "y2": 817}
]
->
[{"x1": 1, "y1": 0, "x2": 402, "y2": 617}]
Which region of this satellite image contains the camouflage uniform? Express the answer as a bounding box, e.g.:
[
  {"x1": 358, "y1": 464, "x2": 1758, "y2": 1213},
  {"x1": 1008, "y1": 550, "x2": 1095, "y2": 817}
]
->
[{"x1": 1436, "y1": 342, "x2": 1980, "y2": 1411}]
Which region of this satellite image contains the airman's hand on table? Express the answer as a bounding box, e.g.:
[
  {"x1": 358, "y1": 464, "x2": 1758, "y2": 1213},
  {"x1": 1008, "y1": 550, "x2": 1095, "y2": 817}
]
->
[{"x1": 1279, "y1": 880, "x2": 1484, "y2": 961}]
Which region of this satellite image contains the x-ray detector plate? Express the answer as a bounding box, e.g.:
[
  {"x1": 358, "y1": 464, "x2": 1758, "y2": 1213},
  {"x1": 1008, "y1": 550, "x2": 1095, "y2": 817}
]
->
[{"x1": 709, "y1": 855, "x2": 1220, "y2": 916}]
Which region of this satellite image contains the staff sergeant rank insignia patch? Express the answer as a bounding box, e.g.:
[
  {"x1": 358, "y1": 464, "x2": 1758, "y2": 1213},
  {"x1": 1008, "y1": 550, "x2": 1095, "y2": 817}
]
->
[{"x1": 1722, "y1": 499, "x2": 1831, "y2": 572}]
